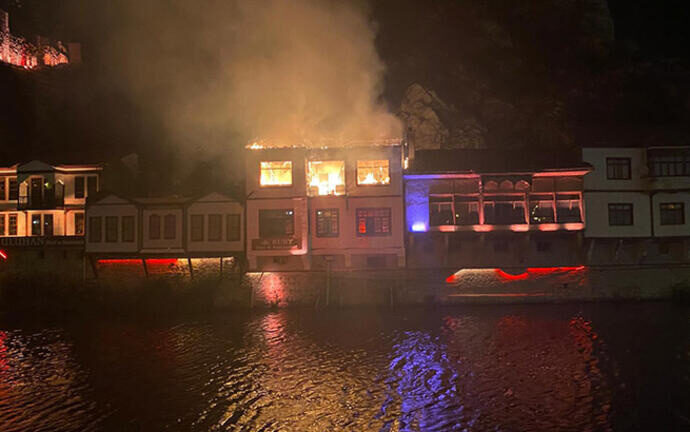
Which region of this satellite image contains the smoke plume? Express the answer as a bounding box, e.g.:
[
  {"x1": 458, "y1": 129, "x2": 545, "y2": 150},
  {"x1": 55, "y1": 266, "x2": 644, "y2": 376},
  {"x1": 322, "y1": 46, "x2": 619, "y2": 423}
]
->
[{"x1": 96, "y1": 0, "x2": 402, "y2": 151}]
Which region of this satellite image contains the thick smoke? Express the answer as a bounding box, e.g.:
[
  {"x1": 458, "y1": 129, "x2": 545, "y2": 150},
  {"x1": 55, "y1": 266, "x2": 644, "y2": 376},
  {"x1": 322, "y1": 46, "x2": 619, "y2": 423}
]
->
[{"x1": 98, "y1": 0, "x2": 402, "y2": 150}]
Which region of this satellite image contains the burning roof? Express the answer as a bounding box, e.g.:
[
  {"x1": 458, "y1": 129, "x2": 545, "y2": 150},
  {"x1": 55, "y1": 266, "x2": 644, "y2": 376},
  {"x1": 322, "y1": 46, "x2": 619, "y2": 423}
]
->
[{"x1": 246, "y1": 137, "x2": 402, "y2": 150}]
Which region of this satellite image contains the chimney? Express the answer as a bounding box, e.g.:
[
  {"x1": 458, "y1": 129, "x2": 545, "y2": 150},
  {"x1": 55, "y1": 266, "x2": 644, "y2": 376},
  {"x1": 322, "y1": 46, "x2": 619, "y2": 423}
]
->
[{"x1": 0, "y1": 9, "x2": 9, "y2": 34}]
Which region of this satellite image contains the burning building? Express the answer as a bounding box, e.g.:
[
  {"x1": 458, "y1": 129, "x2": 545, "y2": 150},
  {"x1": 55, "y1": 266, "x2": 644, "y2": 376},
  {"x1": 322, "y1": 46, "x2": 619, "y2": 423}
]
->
[{"x1": 245, "y1": 140, "x2": 405, "y2": 271}]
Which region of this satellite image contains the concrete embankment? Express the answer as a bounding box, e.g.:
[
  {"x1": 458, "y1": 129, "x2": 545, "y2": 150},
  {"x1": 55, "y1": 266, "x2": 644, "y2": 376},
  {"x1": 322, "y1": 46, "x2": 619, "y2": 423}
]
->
[{"x1": 2, "y1": 250, "x2": 690, "y2": 310}]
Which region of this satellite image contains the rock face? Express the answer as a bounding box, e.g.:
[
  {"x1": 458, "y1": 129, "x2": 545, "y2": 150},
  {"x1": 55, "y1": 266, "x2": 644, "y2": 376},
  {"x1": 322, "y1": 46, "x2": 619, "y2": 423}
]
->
[{"x1": 399, "y1": 84, "x2": 450, "y2": 151}]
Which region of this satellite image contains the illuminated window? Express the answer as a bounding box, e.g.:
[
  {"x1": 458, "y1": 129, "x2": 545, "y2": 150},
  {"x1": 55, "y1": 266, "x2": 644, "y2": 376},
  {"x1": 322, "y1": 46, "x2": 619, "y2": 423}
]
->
[
  {"x1": 307, "y1": 161, "x2": 345, "y2": 196},
  {"x1": 357, "y1": 160, "x2": 390, "y2": 186},
  {"x1": 260, "y1": 161, "x2": 292, "y2": 186},
  {"x1": 31, "y1": 214, "x2": 41, "y2": 236},
  {"x1": 259, "y1": 209, "x2": 294, "y2": 238},
  {"x1": 316, "y1": 209, "x2": 339, "y2": 237},
  {"x1": 356, "y1": 208, "x2": 391, "y2": 236},
  {"x1": 43, "y1": 214, "x2": 53, "y2": 236}
]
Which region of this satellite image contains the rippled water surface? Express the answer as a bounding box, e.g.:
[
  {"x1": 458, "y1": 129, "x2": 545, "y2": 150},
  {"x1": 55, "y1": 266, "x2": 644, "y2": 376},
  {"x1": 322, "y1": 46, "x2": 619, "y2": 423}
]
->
[{"x1": 0, "y1": 303, "x2": 689, "y2": 431}]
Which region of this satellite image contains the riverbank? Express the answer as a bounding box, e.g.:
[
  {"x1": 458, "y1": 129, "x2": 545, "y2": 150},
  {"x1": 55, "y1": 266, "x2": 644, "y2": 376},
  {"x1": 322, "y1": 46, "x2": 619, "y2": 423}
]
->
[{"x1": 2, "y1": 262, "x2": 690, "y2": 317}]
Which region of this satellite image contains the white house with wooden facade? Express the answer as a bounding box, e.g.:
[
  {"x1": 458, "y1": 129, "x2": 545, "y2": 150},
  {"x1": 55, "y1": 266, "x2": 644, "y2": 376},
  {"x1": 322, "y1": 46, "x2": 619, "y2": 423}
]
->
[
  {"x1": 85, "y1": 192, "x2": 244, "y2": 260},
  {"x1": 245, "y1": 141, "x2": 405, "y2": 271},
  {"x1": 0, "y1": 160, "x2": 101, "y2": 242},
  {"x1": 582, "y1": 144, "x2": 690, "y2": 264}
]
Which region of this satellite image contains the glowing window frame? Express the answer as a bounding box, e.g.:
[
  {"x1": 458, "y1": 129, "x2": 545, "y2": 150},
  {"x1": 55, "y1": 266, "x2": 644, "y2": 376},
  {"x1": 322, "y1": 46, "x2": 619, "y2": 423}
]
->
[
  {"x1": 356, "y1": 160, "x2": 391, "y2": 186},
  {"x1": 260, "y1": 161, "x2": 293, "y2": 187},
  {"x1": 306, "y1": 160, "x2": 346, "y2": 196}
]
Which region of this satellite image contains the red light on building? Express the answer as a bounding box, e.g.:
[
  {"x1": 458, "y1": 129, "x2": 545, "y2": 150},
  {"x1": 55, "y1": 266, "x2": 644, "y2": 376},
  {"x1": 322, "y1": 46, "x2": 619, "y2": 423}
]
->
[
  {"x1": 98, "y1": 258, "x2": 179, "y2": 265},
  {"x1": 0, "y1": 250, "x2": 7, "y2": 260}
]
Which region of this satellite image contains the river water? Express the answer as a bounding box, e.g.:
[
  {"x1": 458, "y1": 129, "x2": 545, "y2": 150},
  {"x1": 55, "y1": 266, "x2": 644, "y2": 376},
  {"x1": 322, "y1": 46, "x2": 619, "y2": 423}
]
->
[{"x1": 0, "y1": 303, "x2": 688, "y2": 431}]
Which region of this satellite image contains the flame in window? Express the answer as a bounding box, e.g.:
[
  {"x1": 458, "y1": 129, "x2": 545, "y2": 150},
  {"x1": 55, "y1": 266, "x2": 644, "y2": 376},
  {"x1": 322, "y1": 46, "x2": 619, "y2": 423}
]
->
[
  {"x1": 260, "y1": 161, "x2": 292, "y2": 186},
  {"x1": 307, "y1": 161, "x2": 345, "y2": 196},
  {"x1": 357, "y1": 160, "x2": 390, "y2": 185}
]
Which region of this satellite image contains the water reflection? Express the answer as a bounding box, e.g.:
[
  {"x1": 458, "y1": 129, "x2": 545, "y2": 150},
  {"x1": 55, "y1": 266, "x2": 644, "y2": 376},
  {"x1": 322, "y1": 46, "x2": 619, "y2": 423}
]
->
[{"x1": 0, "y1": 304, "x2": 687, "y2": 431}]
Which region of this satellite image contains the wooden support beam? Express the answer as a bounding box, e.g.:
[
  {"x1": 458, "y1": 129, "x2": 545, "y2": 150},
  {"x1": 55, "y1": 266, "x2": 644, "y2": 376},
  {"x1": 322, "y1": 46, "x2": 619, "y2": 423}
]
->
[{"x1": 188, "y1": 257, "x2": 194, "y2": 279}]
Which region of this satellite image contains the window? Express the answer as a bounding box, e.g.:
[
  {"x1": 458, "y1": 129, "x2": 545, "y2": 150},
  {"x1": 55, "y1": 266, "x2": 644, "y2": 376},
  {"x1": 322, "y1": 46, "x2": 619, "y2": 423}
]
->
[
  {"x1": 87, "y1": 176, "x2": 98, "y2": 197},
  {"x1": 357, "y1": 160, "x2": 390, "y2": 185},
  {"x1": 31, "y1": 214, "x2": 41, "y2": 236},
  {"x1": 484, "y1": 200, "x2": 525, "y2": 224},
  {"x1": 105, "y1": 216, "x2": 118, "y2": 242},
  {"x1": 608, "y1": 203, "x2": 633, "y2": 226},
  {"x1": 259, "y1": 209, "x2": 294, "y2": 238},
  {"x1": 8, "y1": 178, "x2": 17, "y2": 200},
  {"x1": 8, "y1": 214, "x2": 17, "y2": 235},
  {"x1": 316, "y1": 209, "x2": 339, "y2": 237},
  {"x1": 660, "y1": 203, "x2": 684, "y2": 225},
  {"x1": 43, "y1": 214, "x2": 53, "y2": 236},
  {"x1": 260, "y1": 161, "x2": 292, "y2": 186},
  {"x1": 606, "y1": 158, "x2": 631, "y2": 180},
  {"x1": 356, "y1": 208, "x2": 391, "y2": 236},
  {"x1": 163, "y1": 214, "x2": 176, "y2": 239},
  {"x1": 89, "y1": 216, "x2": 102, "y2": 242},
  {"x1": 530, "y1": 199, "x2": 555, "y2": 224},
  {"x1": 0, "y1": 214, "x2": 4, "y2": 235},
  {"x1": 0, "y1": 178, "x2": 5, "y2": 200},
  {"x1": 75, "y1": 213, "x2": 85, "y2": 236},
  {"x1": 226, "y1": 214, "x2": 241, "y2": 241},
  {"x1": 556, "y1": 195, "x2": 582, "y2": 223},
  {"x1": 429, "y1": 196, "x2": 454, "y2": 226},
  {"x1": 190, "y1": 215, "x2": 204, "y2": 241},
  {"x1": 649, "y1": 149, "x2": 690, "y2": 177},
  {"x1": 454, "y1": 199, "x2": 480, "y2": 225},
  {"x1": 429, "y1": 196, "x2": 479, "y2": 226},
  {"x1": 208, "y1": 214, "x2": 222, "y2": 241},
  {"x1": 75, "y1": 176, "x2": 85, "y2": 198},
  {"x1": 122, "y1": 216, "x2": 135, "y2": 242},
  {"x1": 307, "y1": 161, "x2": 345, "y2": 196},
  {"x1": 149, "y1": 214, "x2": 161, "y2": 240}
]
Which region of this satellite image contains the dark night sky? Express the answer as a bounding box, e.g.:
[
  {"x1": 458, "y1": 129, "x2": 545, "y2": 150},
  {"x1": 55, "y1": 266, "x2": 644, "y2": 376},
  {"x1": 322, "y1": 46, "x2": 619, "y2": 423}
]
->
[{"x1": 1, "y1": 0, "x2": 689, "y2": 194}]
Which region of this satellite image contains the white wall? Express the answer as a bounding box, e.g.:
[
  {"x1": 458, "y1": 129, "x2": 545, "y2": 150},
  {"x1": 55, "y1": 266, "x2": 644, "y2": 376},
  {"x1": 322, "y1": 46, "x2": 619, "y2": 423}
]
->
[
  {"x1": 187, "y1": 200, "x2": 244, "y2": 253},
  {"x1": 86, "y1": 201, "x2": 139, "y2": 253},
  {"x1": 141, "y1": 208, "x2": 184, "y2": 251},
  {"x1": 582, "y1": 147, "x2": 646, "y2": 191},
  {"x1": 584, "y1": 191, "x2": 651, "y2": 238},
  {"x1": 246, "y1": 197, "x2": 308, "y2": 257}
]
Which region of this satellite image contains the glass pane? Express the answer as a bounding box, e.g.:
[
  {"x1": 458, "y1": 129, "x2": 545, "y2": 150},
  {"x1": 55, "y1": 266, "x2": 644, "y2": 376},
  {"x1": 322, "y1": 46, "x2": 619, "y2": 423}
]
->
[
  {"x1": 307, "y1": 161, "x2": 345, "y2": 196},
  {"x1": 260, "y1": 161, "x2": 292, "y2": 186},
  {"x1": 357, "y1": 160, "x2": 390, "y2": 185}
]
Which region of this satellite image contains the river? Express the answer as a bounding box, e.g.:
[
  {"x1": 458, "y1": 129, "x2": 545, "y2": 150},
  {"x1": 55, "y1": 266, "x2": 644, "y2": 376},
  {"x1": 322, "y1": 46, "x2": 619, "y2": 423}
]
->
[{"x1": 0, "y1": 303, "x2": 688, "y2": 431}]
